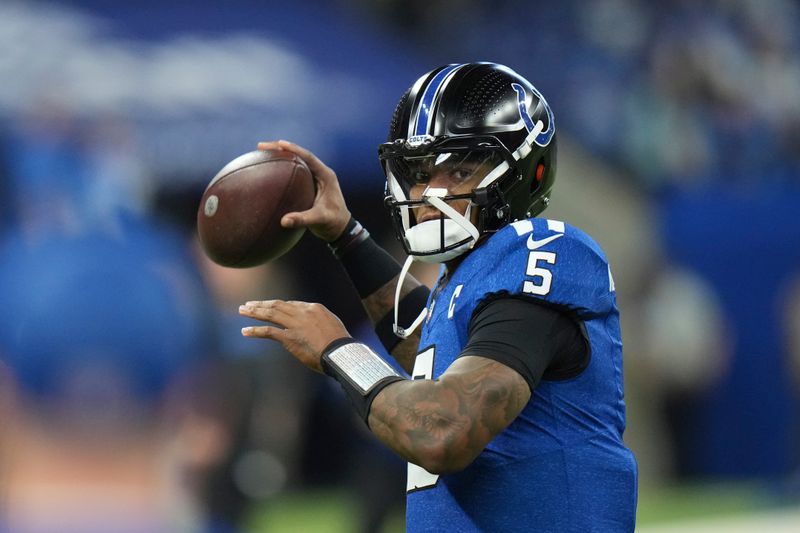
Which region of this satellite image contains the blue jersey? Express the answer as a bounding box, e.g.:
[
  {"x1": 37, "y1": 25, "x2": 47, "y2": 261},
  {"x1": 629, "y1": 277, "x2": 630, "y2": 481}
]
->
[{"x1": 405, "y1": 218, "x2": 637, "y2": 532}]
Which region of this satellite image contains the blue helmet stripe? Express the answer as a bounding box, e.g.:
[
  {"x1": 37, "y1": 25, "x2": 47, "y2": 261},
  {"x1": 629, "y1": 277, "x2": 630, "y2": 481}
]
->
[{"x1": 413, "y1": 64, "x2": 462, "y2": 137}]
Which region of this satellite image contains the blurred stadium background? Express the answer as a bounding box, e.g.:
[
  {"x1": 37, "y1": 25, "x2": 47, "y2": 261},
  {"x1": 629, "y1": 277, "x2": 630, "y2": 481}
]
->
[{"x1": 0, "y1": 0, "x2": 798, "y2": 531}]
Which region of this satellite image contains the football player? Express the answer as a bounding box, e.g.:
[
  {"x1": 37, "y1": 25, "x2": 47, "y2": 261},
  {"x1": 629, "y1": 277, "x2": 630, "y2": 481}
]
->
[{"x1": 241, "y1": 62, "x2": 638, "y2": 531}]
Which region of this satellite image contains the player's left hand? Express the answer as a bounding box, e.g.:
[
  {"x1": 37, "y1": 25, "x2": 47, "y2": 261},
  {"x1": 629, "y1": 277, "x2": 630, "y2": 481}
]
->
[{"x1": 239, "y1": 300, "x2": 350, "y2": 373}]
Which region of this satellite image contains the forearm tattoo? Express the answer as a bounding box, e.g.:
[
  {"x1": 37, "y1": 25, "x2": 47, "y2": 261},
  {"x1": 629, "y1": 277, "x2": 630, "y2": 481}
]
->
[
  {"x1": 362, "y1": 274, "x2": 422, "y2": 373},
  {"x1": 368, "y1": 357, "x2": 530, "y2": 472}
]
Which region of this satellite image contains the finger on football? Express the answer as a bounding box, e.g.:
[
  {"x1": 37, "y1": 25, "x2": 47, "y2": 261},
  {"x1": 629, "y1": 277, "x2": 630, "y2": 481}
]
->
[
  {"x1": 280, "y1": 206, "x2": 325, "y2": 228},
  {"x1": 280, "y1": 210, "x2": 308, "y2": 228},
  {"x1": 258, "y1": 140, "x2": 331, "y2": 178},
  {"x1": 273, "y1": 140, "x2": 332, "y2": 177},
  {"x1": 257, "y1": 141, "x2": 284, "y2": 151}
]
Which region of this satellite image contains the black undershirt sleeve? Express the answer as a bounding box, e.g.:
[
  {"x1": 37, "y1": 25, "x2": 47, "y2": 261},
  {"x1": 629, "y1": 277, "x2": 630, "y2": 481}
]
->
[{"x1": 459, "y1": 296, "x2": 590, "y2": 392}]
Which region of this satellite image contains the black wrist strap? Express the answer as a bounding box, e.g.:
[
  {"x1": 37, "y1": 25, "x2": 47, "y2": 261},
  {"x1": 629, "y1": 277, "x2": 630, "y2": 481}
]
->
[
  {"x1": 321, "y1": 337, "x2": 404, "y2": 427},
  {"x1": 328, "y1": 217, "x2": 369, "y2": 258}
]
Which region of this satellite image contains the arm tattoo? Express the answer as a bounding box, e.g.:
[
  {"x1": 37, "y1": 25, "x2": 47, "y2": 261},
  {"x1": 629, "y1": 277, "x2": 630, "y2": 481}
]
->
[
  {"x1": 368, "y1": 357, "x2": 531, "y2": 473},
  {"x1": 362, "y1": 274, "x2": 422, "y2": 373}
]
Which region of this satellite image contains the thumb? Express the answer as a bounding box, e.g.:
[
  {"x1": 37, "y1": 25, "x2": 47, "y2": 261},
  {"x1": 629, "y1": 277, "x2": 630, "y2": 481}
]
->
[
  {"x1": 281, "y1": 213, "x2": 301, "y2": 228},
  {"x1": 281, "y1": 209, "x2": 318, "y2": 228}
]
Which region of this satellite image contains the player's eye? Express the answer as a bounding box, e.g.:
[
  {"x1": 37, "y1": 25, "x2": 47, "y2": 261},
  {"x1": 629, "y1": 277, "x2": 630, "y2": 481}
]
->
[
  {"x1": 410, "y1": 170, "x2": 430, "y2": 184},
  {"x1": 440, "y1": 165, "x2": 475, "y2": 183},
  {"x1": 451, "y1": 168, "x2": 474, "y2": 181}
]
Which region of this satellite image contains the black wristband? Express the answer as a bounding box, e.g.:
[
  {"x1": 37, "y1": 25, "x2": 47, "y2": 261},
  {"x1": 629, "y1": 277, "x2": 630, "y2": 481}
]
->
[
  {"x1": 374, "y1": 285, "x2": 431, "y2": 351},
  {"x1": 338, "y1": 233, "x2": 405, "y2": 298},
  {"x1": 328, "y1": 217, "x2": 369, "y2": 258},
  {"x1": 321, "y1": 337, "x2": 404, "y2": 427}
]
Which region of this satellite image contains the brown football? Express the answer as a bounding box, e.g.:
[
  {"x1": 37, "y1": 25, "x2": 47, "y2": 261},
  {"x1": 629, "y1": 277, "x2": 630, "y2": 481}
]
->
[{"x1": 196, "y1": 150, "x2": 315, "y2": 267}]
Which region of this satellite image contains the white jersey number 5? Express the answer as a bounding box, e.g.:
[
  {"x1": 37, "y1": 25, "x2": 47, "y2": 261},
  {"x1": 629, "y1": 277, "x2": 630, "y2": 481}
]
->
[
  {"x1": 407, "y1": 346, "x2": 440, "y2": 492},
  {"x1": 523, "y1": 250, "x2": 557, "y2": 295}
]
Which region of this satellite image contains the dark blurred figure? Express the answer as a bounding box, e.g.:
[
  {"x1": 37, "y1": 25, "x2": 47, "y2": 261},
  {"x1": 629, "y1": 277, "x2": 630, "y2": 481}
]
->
[
  {"x1": 0, "y1": 221, "x2": 233, "y2": 533},
  {"x1": 783, "y1": 274, "x2": 800, "y2": 497},
  {"x1": 634, "y1": 261, "x2": 732, "y2": 479}
]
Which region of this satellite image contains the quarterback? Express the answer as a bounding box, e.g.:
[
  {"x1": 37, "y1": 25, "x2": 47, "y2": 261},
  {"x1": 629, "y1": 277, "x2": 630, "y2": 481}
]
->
[{"x1": 240, "y1": 62, "x2": 638, "y2": 531}]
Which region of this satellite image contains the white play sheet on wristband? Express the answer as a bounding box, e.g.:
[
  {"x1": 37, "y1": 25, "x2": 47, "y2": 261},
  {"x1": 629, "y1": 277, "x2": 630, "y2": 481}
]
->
[{"x1": 327, "y1": 343, "x2": 401, "y2": 394}]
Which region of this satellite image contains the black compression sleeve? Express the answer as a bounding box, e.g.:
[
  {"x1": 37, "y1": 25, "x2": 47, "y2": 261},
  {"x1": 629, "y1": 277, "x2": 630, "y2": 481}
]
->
[
  {"x1": 337, "y1": 232, "x2": 402, "y2": 298},
  {"x1": 459, "y1": 297, "x2": 590, "y2": 392}
]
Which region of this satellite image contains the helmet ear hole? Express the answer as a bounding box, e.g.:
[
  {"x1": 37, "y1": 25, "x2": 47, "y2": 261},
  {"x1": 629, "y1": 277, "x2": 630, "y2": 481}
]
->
[{"x1": 535, "y1": 163, "x2": 545, "y2": 182}]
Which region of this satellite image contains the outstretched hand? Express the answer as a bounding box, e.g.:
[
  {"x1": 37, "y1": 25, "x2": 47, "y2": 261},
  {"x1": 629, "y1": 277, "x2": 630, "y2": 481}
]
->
[
  {"x1": 239, "y1": 300, "x2": 351, "y2": 373},
  {"x1": 257, "y1": 140, "x2": 351, "y2": 242}
]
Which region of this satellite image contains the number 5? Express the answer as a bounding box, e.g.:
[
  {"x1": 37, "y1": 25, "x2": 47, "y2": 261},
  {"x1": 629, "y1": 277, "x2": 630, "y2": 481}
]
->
[
  {"x1": 523, "y1": 251, "x2": 556, "y2": 295},
  {"x1": 407, "y1": 346, "x2": 439, "y2": 492}
]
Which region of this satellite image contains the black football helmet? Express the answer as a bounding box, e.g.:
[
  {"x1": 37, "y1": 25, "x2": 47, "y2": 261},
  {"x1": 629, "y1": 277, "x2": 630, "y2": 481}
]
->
[{"x1": 380, "y1": 62, "x2": 557, "y2": 263}]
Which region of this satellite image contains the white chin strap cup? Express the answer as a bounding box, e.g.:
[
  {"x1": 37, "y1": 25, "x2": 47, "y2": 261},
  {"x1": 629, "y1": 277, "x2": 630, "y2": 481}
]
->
[
  {"x1": 403, "y1": 188, "x2": 480, "y2": 263},
  {"x1": 405, "y1": 219, "x2": 474, "y2": 264}
]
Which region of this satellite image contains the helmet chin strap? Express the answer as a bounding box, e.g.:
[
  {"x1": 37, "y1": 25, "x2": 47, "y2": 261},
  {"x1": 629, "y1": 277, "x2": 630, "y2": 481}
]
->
[
  {"x1": 393, "y1": 188, "x2": 481, "y2": 339},
  {"x1": 393, "y1": 255, "x2": 428, "y2": 339}
]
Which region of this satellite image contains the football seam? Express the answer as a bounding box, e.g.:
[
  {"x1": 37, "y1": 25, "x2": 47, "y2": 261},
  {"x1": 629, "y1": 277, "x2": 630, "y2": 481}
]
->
[{"x1": 205, "y1": 153, "x2": 302, "y2": 189}]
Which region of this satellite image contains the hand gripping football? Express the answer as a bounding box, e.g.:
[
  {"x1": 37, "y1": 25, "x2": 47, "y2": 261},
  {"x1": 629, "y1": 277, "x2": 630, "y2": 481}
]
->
[{"x1": 197, "y1": 150, "x2": 315, "y2": 267}]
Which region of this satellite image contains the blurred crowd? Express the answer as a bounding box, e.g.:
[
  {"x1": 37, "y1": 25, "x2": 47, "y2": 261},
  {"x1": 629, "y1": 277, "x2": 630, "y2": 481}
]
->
[
  {"x1": 1, "y1": 0, "x2": 799, "y2": 531},
  {"x1": 0, "y1": 88, "x2": 410, "y2": 532},
  {"x1": 365, "y1": 0, "x2": 800, "y2": 190}
]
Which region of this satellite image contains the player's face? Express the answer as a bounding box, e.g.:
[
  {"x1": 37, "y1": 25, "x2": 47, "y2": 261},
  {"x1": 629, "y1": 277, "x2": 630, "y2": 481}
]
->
[{"x1": 406, "y1": 152, "x2": 497, "y2": 224}]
